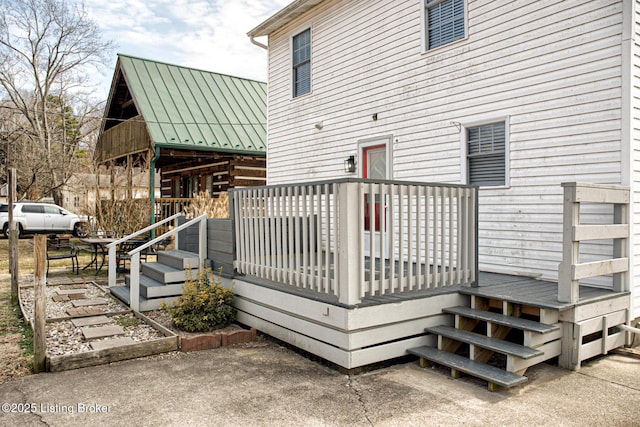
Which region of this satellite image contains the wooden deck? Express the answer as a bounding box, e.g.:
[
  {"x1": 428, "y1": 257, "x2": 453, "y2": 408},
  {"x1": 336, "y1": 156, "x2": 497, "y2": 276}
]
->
[
  {"x1": 237, "y1": 269, "x2": 625, "y2": 310},
  {"x1": 468, "y1": 272, "x2": 627, "y2": 310}
]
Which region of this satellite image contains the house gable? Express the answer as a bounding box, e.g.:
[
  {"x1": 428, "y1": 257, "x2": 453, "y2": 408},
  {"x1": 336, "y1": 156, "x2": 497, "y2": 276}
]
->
[{"x1": 97, "y1": 54, "x2": 267, "y2": 160}]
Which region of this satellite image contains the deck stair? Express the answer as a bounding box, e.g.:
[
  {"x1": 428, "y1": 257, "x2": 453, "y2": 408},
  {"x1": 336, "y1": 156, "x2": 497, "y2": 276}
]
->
[
  {"x1": 110, "y1": 249, "x2": 201, "y2": 311},
  {"x1": 408, "y1": 295, "x2": 563, "y2": 391}
]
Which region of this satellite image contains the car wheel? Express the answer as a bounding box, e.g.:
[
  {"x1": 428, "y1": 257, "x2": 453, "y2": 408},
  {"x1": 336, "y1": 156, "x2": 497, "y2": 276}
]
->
[
  {"x1": 73, "y1": 222, "x2": 88, "y2": 238},
  {"x1": 4, "y1": 224, "x2": 22, "y2": 238}
]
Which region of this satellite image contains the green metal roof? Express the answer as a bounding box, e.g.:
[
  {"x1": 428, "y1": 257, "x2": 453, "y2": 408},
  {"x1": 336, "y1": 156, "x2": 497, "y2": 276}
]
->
[{"x1": 118, "y1": 54, "x2": 267, "y2": 154}]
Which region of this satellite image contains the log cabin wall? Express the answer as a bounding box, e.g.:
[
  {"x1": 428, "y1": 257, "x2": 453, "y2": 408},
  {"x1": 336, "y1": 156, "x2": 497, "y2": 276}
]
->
[{"x1": 160, "y1": 153, "x2": 266, "y2": 198}]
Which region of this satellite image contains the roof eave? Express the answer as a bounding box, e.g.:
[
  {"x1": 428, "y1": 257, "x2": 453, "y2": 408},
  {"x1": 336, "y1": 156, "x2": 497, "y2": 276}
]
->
[
  {"x1": 247, "y1": 0, "x2": 325, "y2": 37},
  {"x1": 156, "y1": 142, "x2": 266, "y2": 156}
]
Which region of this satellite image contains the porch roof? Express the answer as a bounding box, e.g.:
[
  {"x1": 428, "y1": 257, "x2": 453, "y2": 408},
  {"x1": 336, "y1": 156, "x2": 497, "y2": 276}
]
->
[{"x1": 102, "y1": 54, "x2": 267, "y2": 156}]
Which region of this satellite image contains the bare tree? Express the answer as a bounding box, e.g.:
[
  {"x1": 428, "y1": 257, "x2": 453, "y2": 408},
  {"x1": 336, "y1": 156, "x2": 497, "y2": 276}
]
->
[{"x1": 0, "y1": 0, "x2": 113, "y2": 206}]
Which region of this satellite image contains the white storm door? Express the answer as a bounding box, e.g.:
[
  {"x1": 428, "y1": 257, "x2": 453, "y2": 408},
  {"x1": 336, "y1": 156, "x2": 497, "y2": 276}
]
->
[{"x1": 361, "y1": 139, "x2": 390, "y2": 258}]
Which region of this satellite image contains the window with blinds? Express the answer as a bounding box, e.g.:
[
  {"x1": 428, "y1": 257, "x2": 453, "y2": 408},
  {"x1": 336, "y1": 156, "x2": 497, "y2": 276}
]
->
[
  {"x1": 467, "y1": 122, "x2": 506, "y2": 186},
  {"x1": 292, "y1": 28, "x2": 311, "y2": 97},
  {"x1": 425, "y1": 0, "x2": 466, "y2": 50}
]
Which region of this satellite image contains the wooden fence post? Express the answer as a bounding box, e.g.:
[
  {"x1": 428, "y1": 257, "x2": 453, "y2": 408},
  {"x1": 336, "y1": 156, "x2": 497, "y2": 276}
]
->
[
  {"x1": 8, "y1": 168, "x2": 18, "y2": 305},
  {"x1": 33, "y1": 234, "x2": 47, "y2": 373}
]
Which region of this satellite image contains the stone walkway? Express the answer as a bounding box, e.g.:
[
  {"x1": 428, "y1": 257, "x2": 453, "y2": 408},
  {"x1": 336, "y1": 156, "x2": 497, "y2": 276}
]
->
[{"x1": 17, "y1": 270, "x2": 171, "y2": 365}]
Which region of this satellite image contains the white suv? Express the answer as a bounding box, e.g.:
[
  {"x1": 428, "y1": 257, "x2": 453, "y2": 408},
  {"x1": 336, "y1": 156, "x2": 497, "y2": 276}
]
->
[{"x1": 0, "y1": 202, "x2": 88, "y2": 238}]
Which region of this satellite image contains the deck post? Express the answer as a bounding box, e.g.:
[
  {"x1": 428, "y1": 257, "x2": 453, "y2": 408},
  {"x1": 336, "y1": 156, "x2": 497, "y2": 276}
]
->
[
  {"x1": 613, "y1": 203, "x2": 628, "y2": 292},
  {"x1": 108, "y1": 245, "x2": 117, "y2": 289},
  {"x1": 337, "y1": 182, "x2": 362, "y2": 305},
  {"x1": 558, "y1": 183, "x2": 580, "y2": 303},
  {"x1": 130, "y1": 252, "x2": 140, "y2": 312},
  {"x1": 199, "y1": 214, "x2": 207, "y2": 269}
]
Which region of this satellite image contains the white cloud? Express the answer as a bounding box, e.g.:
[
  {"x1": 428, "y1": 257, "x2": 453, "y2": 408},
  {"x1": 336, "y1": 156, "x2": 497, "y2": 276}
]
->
[{"x1": 85, "y1": 0, "x2": 290, "y2": 97}]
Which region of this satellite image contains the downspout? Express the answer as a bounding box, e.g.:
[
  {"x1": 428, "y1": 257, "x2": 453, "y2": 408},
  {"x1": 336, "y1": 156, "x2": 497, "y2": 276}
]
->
[
  {"x1": 150, "y1": 146, "x2": 160, "y2": 239},
  {"x1": 249, "y1": 35, "x2": 268, "y2": 50}
]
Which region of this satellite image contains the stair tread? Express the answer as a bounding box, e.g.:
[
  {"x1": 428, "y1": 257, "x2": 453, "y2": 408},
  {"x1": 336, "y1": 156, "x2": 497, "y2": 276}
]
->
[
  {"x1": 143, "y1": 262, "x2": 182, "y2": 273},
  {"x1": 162, "y1": 249, "x2": 199, "y2": 257},
  {"x1": 126, "y1": 274, "x2": 163, "y2": 287},
  {"x1": 139, "y1": 275, "x2": 168, "y2": 288},
  {"x1": 408, "y1": 346, "x2": 528, "y2": 388},
  {"x1": 443, "y1": 306, "x2": 560, "y2": 334},
  {"x1": 125, "y1": 273, "x2": 184, "y2": 298},
  {"x1": 109, "y1": 285, "x2": 181, "y2": 311},
  {"x1": 425, "y1": 325, "x2": 544, "y2": 359}
]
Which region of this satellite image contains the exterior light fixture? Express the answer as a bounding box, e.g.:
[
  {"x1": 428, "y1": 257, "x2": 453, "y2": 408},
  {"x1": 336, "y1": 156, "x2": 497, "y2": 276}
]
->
[{"x1": 344, "y1": 155, "x2": 356, "y2": 174}]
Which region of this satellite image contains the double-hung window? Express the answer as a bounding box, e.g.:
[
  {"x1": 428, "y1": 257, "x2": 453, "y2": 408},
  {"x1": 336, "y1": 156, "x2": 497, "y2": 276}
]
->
[
  {"x1": 292, "y1": 28, "x2": 311, "y2": 97},
  {"x1": 425, "y1": 0, "x2": 466, "y2": 50},
  {"x1": 467, "y1": 122, "x2": 506, "y2": 187}
]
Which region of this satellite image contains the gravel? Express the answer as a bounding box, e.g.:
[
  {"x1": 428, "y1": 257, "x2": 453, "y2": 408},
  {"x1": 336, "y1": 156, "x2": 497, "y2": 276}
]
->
[
  {"x1": 18, "y1": 283, "x2": 166, "y2": 357},
  {"x1": 19, "y1": 283, "x2": 124, "y2": 320}
]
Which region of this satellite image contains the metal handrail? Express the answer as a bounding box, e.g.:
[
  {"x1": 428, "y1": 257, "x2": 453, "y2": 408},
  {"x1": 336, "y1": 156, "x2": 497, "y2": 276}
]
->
[
  {"x1": 129, "y1": 214, "x2": 207, "y2": 256},
  {"x1": 106, "y1": 212, "x2": 183, "y2": 249},
  {"x1": 107, "y1": 212, "x2": 184, "y2": 289},
  {"x1": 109, "y1": 213, "x2": 208, "y2": 312}
]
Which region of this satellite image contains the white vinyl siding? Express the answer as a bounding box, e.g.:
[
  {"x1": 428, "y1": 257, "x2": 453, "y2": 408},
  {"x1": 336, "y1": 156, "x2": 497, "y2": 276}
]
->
[
  {"x1": 467, "y1": 121, "x2": 506, "y2": 187},
  {"x1": 425, "y1": 0, "x2": 466, "y2": 49},
  {"x1": 292, "y1": 28, "x2": 312, "y2": 97},
  {"x1": 631, "y1": 0, "x2": 640, "y2": 318},
  {"x1": 266, "y1": 0, "x2": 624, "y2": 284}
]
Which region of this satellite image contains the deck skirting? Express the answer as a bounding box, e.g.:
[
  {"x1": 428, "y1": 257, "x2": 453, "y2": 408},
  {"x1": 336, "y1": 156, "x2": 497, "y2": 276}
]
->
[
  {"x1": 220, "y1": 274, "x2": 631, "y2": 371},
  {"x1": 226, "y1": 277, "x2": 467, "y2": 369}
]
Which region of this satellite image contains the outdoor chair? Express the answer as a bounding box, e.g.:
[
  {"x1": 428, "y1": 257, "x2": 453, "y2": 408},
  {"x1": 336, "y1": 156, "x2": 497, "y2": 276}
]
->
[
  {"x1": 46, "y1": 237, "x2": 79, "y2": 274},
  {"x1": 116, "y1": 237, "x2": 151, "y2": 272}
]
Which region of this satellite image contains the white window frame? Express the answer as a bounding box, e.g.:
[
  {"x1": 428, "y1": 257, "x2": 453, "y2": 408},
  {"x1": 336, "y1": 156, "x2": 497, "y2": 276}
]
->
[
  {"x1": 291, "y1": 27, "x2": 312, "y2": 98},
  {"x1": 459, "y1": 116, "x2": 510, "y2": 189},
  {"x1": 421, "y1": 0, "x2": 468, "y2": 53}
]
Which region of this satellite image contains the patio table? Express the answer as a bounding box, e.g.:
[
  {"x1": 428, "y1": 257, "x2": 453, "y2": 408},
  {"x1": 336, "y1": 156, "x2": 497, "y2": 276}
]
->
[{"x1": 80, "y1": 237, "x2": 115, "y2": 275}]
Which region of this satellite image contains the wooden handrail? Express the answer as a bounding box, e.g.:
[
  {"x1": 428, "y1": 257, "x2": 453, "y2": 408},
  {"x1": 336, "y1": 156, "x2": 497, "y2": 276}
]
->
[{"x1": 558, "y1": 182, "x2": 630, "y2": 303}]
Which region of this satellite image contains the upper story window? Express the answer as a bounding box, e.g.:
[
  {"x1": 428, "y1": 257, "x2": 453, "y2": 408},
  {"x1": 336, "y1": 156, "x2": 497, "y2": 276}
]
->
[
  {"x1": 467, "y1": 121, "x2": 507, "y2": 187},
  {"x1": 425, "y1": 0, "x2": 466, "y2": 50},
  {"x1": 292, "y1": 28, "x2": 311, "y2": 97}
]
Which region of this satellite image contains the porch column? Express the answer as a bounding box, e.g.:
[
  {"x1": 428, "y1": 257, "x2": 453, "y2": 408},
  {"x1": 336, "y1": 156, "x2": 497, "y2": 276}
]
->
[{"x1": 337, "y1": 181, "x2": 362, "y2": 305}]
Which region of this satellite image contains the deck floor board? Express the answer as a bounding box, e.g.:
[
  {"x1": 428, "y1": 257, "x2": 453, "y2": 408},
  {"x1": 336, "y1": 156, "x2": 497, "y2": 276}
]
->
[{"x1": 239, "y1": 260, "x2": 626, "y2": 310}]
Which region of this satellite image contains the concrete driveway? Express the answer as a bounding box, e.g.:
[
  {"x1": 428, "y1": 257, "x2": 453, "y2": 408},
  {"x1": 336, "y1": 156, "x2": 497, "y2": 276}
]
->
[{"x1": 0, "y1": 338, "x2": 639, "y2": 426}]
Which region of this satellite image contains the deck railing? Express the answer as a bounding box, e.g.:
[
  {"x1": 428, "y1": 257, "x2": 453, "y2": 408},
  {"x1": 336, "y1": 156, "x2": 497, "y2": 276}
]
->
[
  {"x1": 154, "y1": 198, "x2": 192, "y2": 235},
  {"x1": 558, "y1": 182, "x2": 630, "y2": 303},
  {"x1": 231, "y1": 179, "x2": 478, "y2": 305}
]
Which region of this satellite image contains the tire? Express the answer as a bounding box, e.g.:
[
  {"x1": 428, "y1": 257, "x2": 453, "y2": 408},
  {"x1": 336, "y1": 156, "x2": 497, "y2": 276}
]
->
[
  {"x1": 4, "y1": 224, "x2": 21, "y2": 238},
  {"x1": 73, "y1": 222, "x2": 88, "y2": 238}
]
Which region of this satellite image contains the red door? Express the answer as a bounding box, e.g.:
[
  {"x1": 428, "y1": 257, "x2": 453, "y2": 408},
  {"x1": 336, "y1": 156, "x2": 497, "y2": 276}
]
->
[{"x1": 363, "y1": 144, "x2": 386, "y2": 232}]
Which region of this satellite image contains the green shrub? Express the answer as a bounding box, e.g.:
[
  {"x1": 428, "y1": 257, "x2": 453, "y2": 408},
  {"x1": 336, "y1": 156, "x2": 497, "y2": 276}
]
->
[{"x1": 162, "y1": 267, "x2": 235, "y2": 332}]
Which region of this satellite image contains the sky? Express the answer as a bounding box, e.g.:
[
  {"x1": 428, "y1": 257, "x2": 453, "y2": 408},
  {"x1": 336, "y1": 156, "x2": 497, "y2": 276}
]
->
[{"x1": 84, "y1": 0, "x2": 291, "y2": 98}]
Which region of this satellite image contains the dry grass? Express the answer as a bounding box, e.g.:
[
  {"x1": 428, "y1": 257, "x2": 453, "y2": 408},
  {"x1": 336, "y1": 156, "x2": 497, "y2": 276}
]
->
[
  {"x1": 0, "y1": 237, "x2": 99, "y2": 383},
  {"x1": 183, "y1": 192, "x2": 229, "y2": 219},
  {"x1": 0, "y1": 238, "x2": 34, "y2": 382}
]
